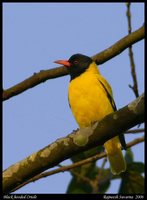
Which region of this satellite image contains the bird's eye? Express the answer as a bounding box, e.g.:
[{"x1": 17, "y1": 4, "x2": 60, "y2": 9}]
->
[{"x1": 74, "y1": 60, "x2": 78, "y2": 65}]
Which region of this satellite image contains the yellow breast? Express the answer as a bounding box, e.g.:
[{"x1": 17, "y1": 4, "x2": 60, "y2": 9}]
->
[{"x1": 68, "y1": 62, "x2": 114, "y2": 128}]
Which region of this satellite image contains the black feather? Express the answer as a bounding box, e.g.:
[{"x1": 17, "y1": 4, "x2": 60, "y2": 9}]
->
[{"x1": 99, "y1": 80, "x2": 127, "y2": 150}]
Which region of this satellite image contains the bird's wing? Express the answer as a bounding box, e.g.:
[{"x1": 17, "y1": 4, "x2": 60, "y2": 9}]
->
[
  {"x1": 98, "y1": 76, "x2": 117, "y2": 111},
  {"x1": 98, "y1": 76, "x2": 127, "y2": 150}
]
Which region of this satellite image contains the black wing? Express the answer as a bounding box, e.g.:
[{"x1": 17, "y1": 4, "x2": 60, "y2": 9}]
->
[{"x1": 99, "y1": 80, "x2": 127, "y2": 150}]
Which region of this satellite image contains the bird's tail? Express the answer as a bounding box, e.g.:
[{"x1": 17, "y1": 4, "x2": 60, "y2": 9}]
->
[{"x1": 104, "y1": 136, "x2": 126, "y2": 175}]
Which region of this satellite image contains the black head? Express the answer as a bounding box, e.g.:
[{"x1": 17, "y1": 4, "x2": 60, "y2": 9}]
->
[
  {"x1": 68, "y1": 54, "x2": 93, "y2": 80},
  {"x1": 54, "y1": 54, "x2": 93, "y2": 80}
]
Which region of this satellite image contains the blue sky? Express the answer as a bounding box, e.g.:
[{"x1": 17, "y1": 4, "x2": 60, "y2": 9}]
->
[{"x1": 3, "y1": 3, "x2": 144, "y2": 194}]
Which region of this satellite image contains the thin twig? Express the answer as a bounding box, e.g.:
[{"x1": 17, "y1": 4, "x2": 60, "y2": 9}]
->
[
  {"x1": 92, "y1": 157, "x2": 108, "y2": 193},
  {"x1": 97, "y1": 158, "x2": 107, "y2": 181},
  {"x1": 125, "y1": 128, "x2": 144, "y2": 134},
  {"x1": 10, "y1": 136, "x2": 144, "y2": 193},
  {"x1": 126, "y1": 3, "x2": 139, "y2": 98},
  {"x1": 70, "y1": 169, "x2": 93, "y2": 186},
  {"x1": 126, "y1": 136, "x2": 144, "y2": 148}
]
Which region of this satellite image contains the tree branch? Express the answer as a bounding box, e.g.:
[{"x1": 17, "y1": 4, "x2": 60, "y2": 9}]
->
[
  {"x1": 92, "y1": 157, "x2": 107, "y2": 193},
  {"x1": 9, "y1": 136, "x2": 144, "y2": 193},
  {"x1": 91, "y1": 25, "x2": 144, "y2": 64},
  {"x1": 125, "y1": 128, "x2": 144, "y2": 134},
  {"x1": 3, "y1": 25, "x2": 144, "y2": 101},
  {"x1": 3, "y1": 93, "x2": 144, "y2": 193},
  {"x1": 126, "y1": 3, "x2": 139, "y2": 98}
]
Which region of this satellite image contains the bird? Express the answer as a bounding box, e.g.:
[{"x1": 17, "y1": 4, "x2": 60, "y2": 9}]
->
[{"x1": 54, "y1": 53, "x2": 126, "y2": 175}]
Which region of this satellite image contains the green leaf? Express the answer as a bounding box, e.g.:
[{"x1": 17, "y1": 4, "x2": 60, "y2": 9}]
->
[
  {"x1": 98, "y1": 169, "x2": 111, "y2": 194},
  {"x1": 119, "y1": 162, "x2": 144, "y2": 194},
  {"x1": 125, "y1": 148, "x2": 134, "y2": 164},
  {"x1": 128, "y1": 162, "x2": 144, "y2": 174},
  {"x1": 67, "y1": 163, "x2": 98, "y2": 194},
  {"x1": 67, "y1": 166, "x2": 111, "y2": 194},
  {"x1": 66, "y1": 176, "x2": 92, "y2": 194},
  {"x1": 67, "y1": 146, "x2": 109, "y2": 194}
]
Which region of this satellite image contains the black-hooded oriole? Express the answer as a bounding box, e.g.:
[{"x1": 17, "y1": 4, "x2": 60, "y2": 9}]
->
[{"x1": 55, "y1": 54, "x2": 126, "y2": 175}]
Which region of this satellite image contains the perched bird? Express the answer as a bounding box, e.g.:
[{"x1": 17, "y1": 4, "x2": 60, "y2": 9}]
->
[{"x1": 55, "y1": 54, "x2": 126, "y2": 175}]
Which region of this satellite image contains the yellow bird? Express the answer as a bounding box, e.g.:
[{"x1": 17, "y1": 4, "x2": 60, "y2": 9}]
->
[{"x1": 55, "y1": 54, "x2": 126, "y2": 175}]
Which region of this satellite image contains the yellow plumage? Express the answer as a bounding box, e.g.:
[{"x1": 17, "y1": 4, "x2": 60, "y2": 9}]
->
[{"x1": 68, "y1": 62, "x2": 126, "y2": 175}]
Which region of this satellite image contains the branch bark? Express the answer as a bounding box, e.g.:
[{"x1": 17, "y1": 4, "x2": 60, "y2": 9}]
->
[
  {"x1": 3, "y1": 93, "x2": 144, "y2": 194},
  {"x1": 10, "y1": 135, "x2": 144, "y2": 193},
  {"x1": 3, "y1": 25, "x2": 144, "y2": 101}
]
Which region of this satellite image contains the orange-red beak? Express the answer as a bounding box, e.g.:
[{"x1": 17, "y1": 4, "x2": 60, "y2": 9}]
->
[{"x1": 54, "y1": 60, "x2": 71, "y2": 67}]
